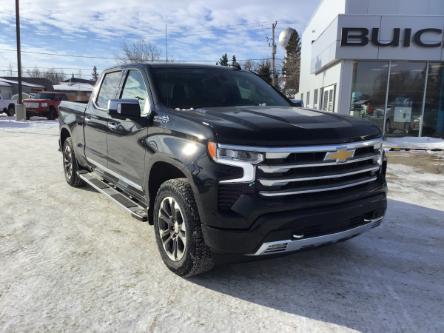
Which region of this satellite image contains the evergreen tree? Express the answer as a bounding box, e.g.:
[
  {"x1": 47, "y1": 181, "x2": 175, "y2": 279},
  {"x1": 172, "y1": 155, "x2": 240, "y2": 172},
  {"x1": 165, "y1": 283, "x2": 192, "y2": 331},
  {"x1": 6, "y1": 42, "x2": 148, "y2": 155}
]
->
[
  {"x1": 92, "y1": 66, "x2": 99, "y2": 81},
  {"x1": 231, "y1": 55, "x2": 237, "y2": 66},
  {"x1": 282, "y1": 29, "x2": 301, "y2": 92},
  {"x1": 217, "y1": 53, "x2": 229, "y2": 66},
  {"x1": 256, "y1": 60, "x2": 272, "y2": 84}
]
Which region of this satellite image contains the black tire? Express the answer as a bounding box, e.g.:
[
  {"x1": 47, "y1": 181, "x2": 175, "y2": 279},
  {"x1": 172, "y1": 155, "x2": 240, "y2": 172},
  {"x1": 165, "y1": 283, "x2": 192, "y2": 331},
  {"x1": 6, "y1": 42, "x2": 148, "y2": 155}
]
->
[
  {"x1": 153, "y1": 178, "x2": 214, "y2": 277},
  {"x1": 7, "y1": 105, "x2": 15, "y2": 116},
  {"x1": 47, "y1": 107, "x2": 56, "y2": 120},
  {"x1": 62, "y1": 137, "x2": 85, "y2": 187}
]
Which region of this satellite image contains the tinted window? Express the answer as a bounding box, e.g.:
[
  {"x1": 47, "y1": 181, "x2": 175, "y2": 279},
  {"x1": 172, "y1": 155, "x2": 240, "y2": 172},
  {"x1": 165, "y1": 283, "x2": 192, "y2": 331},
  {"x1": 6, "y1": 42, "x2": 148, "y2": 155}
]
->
[
  {"x1": 96, "y1": 71, "x2": 122, "y2": 108},
  {"x1": 120, "y1": 70, "x2": 149, "y2": 114},
  {"x1": 151, "y1": 68, "x2": 289, "y2": 109},
  {"x1": 34, "y1": 93, "x2": 57, "y2": 100}
]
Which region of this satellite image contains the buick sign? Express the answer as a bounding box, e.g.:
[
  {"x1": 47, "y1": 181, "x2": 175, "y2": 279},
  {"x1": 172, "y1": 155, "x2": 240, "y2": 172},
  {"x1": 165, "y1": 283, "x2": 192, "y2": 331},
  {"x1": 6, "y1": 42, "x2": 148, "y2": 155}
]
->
[{"x1": 341, "y1": 27, "x2": 443, "y2": 48}]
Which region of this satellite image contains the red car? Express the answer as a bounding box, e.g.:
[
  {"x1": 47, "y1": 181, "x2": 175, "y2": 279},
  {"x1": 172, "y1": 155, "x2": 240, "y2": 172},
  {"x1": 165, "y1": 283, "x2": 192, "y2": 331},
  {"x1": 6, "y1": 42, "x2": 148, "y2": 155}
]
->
[{"x1": 23, "y1": 92, "x2": 68, "y2": 120}]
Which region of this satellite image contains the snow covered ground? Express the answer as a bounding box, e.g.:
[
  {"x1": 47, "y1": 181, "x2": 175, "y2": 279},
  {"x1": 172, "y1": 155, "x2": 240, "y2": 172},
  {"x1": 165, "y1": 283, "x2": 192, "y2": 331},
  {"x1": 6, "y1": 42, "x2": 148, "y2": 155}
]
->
[
  {"x1": 384, "y1": 136, "x2": 444, "y2": 151},
  {"x1": 0, "y1": 120, "x2": 443, "y2": 332}
]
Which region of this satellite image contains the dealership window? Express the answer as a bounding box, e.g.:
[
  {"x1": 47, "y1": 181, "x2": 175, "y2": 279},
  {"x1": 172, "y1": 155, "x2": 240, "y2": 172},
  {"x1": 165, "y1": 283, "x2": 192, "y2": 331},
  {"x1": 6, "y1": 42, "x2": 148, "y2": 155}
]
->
[
  {"x1": 300, "y1": 93, "x2": 303, "y2": 103},
  {"x1": 306, "y1": 91, "x2": 310, "y2": 107},
  {"x1": 313, "y1": 89, "x2": 318, "y2": 109},
  {"x1": 322, "y1": 84, "x2": 336, "y2": 112},
  {"x1": 350, "y1": 61, "x2": 389, "y2": 129},
  {"x1": 423, "y1": 63, "x2": 444, "y2": 139},
  {"x1": 387, "y1": 62, "x2": 427, "y2": 137},
  {"x1": 350, "y1": 61, "x2": 444, "y2": 138}
]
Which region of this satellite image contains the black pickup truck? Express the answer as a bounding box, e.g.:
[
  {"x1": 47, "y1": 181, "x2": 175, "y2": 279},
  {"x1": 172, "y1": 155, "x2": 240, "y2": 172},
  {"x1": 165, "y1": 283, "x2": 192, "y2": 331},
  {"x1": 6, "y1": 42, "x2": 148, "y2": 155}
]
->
[{"x1": 59, "y1": 63, "x2": 387, "y2": 276}]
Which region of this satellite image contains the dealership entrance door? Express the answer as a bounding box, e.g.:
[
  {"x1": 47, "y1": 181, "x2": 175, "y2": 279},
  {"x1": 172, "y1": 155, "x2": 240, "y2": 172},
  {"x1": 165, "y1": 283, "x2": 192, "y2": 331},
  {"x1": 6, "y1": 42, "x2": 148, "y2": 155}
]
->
[{"x1": 321, "y1": 84, "x2": 336, "y2": 112}]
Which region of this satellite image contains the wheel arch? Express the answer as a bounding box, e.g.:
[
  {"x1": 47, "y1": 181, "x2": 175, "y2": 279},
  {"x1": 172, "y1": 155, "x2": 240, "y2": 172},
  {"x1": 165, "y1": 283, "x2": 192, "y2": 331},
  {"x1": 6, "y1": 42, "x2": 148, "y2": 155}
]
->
[{"x1": 146, "y1": 157, "x2": 201, "y2": 225}]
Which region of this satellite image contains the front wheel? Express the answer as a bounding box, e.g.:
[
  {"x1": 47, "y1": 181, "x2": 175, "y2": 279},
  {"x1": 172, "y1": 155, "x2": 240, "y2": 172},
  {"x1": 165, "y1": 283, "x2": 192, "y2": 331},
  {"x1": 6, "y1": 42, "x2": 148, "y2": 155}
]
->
[{"x1": 153, "y1": 178, "x2": 214, "y2": 277}]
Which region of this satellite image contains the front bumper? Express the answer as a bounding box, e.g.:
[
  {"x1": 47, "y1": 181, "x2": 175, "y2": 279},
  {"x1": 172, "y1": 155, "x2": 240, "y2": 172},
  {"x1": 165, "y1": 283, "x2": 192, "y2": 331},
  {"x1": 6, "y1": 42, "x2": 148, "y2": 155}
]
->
[{"x1": 201, "y1": 191, "x2": 386, "y2": 255}]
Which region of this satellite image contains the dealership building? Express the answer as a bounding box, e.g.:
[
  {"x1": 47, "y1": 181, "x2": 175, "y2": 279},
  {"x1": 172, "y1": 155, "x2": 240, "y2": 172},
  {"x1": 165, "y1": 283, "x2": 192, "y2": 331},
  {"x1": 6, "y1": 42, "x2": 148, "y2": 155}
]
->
[{"x1": 298, "y1": 0, "x2": 444, "y2": 138}]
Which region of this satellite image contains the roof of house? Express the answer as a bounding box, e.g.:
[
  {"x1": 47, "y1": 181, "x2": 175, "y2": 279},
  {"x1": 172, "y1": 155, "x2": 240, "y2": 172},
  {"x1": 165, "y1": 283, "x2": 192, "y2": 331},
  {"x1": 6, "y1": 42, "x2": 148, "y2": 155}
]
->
[
  {"x1": 0, "y1": 77, "x2": 53, "y2": 90},
  {"x1": 63, "y1": 77, "x2": 96, "y2": 85},
  {"x1": 0, "y1": 78, "x2": 44, "y2": 88},
  {"x1": 53, "y1": 82, "x2": 94, "y2": 92}
]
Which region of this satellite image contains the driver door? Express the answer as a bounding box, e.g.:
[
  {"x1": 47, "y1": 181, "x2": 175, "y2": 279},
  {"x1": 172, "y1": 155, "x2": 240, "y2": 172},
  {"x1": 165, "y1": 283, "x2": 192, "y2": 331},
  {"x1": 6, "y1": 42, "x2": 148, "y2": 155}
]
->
[{"x1": 106, "y1": 69, "x2": 150, "y2": 191}]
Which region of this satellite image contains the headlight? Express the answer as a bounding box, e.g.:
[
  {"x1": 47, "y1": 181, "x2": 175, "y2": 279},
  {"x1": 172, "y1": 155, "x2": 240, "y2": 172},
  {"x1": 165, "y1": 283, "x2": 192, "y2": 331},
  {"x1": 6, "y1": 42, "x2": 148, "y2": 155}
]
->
[
  {"x1": 207, "y1": 142, "x2": 263, "y2": 183},
  {"x1": 41, "y1": 103, "x2": 48, "y2": 107},
  {"x1": 373, "y1": 141, "x2": 384, "y2": 166}
]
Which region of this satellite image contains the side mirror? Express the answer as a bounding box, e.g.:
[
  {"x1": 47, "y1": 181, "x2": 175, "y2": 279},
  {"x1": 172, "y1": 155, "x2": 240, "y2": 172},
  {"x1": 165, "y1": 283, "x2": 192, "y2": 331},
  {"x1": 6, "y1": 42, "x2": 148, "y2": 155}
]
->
[{"x1": 108, "y1": 99, "x2": 141, "y2": 119}]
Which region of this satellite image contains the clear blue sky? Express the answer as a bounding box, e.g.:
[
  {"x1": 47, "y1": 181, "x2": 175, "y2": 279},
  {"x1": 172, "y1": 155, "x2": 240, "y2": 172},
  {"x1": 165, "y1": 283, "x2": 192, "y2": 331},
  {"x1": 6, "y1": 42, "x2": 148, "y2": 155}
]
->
[{"x1": 0, "y1": 0, "x2": 320, "y2": 79}]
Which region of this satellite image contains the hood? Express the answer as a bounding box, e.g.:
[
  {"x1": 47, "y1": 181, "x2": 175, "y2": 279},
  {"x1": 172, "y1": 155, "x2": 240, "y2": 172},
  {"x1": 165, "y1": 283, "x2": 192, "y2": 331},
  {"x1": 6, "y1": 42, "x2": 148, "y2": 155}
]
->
[{"x1": 174, "y1": 106, "x2": 381, "y2": 146}]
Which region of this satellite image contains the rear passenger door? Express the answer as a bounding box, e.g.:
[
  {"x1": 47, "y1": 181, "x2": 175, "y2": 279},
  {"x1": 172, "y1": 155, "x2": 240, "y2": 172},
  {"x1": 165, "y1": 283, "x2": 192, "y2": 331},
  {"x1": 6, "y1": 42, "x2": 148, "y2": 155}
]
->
[
  {"x1": 106, "y1": 69, "x2": 150, "y2": 192},
  {"x1": 84, "y1": 70, "x2": 122, "y2": 168}
]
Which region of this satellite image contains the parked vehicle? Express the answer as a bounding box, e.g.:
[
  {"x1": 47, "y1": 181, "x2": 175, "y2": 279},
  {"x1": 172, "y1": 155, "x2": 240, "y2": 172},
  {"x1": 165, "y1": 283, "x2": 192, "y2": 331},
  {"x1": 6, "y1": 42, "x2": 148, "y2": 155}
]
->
[
  {"x1": 24, "y1": 92, "x2": 68, "y2": 120},
  {"x1": 59, "y1": 64, "x2": 387, "y2": 277},
  {"x1": 0, "y1": 95, "x2": 15, "y2": 116},
  {"x1": 290, "y1": 99, "x2": 303, "y2": 107}
]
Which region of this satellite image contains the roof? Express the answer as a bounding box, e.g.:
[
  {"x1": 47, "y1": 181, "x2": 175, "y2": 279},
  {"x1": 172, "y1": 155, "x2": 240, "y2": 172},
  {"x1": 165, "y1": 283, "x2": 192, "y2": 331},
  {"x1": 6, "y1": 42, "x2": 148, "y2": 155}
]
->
[
  {"x1": 0, "y1": 77, "x2": 53, "y2": 90},
  {"x1": 0, "y1": 78, "x2": 44, "y2": 88},
  {"x1": 0, "y1": 80, "x2": 11, "y2": 87},
  {"x1": 63, "y1": 77, "x2": 96, "y2": 85},
  {"x1": 53, "y1": 82, "x2": 94, "y2": 92},
  {"x1": 104, "y1": 63, "x2": 237, "y2": 72}
]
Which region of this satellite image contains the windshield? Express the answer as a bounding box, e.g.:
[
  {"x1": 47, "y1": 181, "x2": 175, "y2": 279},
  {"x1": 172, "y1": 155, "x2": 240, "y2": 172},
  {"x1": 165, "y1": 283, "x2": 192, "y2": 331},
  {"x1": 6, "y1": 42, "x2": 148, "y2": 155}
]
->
[
  {"x1": 34, "y1": 93, "x2": 58, "y2": 100},
  {"x1": 150, "y1": 67, "x2": 290, "y2": 109}
]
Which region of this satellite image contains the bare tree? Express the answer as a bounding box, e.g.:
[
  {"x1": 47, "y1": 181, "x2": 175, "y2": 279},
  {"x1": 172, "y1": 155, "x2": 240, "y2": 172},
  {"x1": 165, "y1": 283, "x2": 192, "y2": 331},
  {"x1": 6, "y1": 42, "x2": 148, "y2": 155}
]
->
[
  {"x1": 242, "y1": 59, "x2": 256, "y2": 72},
  {"x1": 25, "y1": 67, "x2": 65, "y2": 84},
  {"x1": 119, "y1": 40, "x2": 161, "y2": 64}
]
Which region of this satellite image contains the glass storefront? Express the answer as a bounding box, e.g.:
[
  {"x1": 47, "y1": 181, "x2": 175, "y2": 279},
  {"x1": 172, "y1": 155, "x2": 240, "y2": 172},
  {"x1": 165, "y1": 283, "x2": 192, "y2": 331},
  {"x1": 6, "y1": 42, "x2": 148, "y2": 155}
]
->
[{"x1": 350, "y1": 61, "x2": 444, "y2": 139}]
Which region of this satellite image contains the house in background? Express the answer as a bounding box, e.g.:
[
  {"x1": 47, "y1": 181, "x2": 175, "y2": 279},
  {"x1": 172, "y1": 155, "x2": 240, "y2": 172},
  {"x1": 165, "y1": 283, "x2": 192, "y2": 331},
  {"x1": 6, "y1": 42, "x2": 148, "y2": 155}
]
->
[
  {"x1": 0, "y1": 80, "x2": 12, "y2": 99},
  {"x1": 52, "y1": 76, "x2": 95, "y2": 102},
  {"x1": 0, "y1": 78, "x2": 46, "y2": 97}
]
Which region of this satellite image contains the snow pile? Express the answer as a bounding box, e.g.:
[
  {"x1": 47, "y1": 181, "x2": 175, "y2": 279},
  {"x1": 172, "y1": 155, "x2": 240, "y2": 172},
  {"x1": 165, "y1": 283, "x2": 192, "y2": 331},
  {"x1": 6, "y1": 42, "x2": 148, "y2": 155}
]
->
[
  {"x1": 384, "y1": 136, "x2": 444, "y2": 150},
  {"x1": 0, "y1": 114, "x2": 58, "y2": 129}
]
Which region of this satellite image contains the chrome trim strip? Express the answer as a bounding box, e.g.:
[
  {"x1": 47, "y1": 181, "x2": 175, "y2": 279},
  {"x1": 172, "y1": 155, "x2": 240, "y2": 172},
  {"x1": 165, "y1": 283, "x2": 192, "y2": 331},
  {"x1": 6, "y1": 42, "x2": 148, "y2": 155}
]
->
[
  {"x1": 259, "y1": 176, "x2": 377, "y2": 197},
  {"x1": 249, "y1": 216, "x2": 384, "y2": 256},
  {"x1": 87, "y1": 158, "x2": 143, "y2": 191},
  {"x1": 217, "y1": 159, "x2": 256, "y2": 184},
  {"x1": 258, "y1": 154, "x2": 379, "y2": 173},
  {"x1": 218, "y1": 139, "x2": 382, "y2": 154},
  {"x1": 259, "y1": 165, "x2": 380, "y2": 186}
]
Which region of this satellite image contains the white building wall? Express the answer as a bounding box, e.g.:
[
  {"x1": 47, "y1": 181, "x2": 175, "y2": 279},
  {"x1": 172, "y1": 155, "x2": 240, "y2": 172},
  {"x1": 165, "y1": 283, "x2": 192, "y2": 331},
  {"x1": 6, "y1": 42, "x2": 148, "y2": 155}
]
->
[
  {"x1": 298, "y1": 0, "x2": 346, "y2": 111},
  {"x1": 298, "y1": 0, "x2": 444, "y2": 115}
]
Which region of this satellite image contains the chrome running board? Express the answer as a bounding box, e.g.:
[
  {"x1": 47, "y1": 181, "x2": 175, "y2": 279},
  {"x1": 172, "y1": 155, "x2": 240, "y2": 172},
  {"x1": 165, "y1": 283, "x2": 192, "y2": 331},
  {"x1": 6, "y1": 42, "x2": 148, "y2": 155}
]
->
[
  {"x1": 249, "y1": 216, "x2": 384, "y2": 256},
  {"x1": 77, "y1": 171, "x2": 147, "y2": 221}
]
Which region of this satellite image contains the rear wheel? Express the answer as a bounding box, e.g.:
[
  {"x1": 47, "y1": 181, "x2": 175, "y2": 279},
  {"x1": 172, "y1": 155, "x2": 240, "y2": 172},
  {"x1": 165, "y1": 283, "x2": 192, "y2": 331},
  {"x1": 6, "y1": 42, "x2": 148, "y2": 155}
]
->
[
  {"x1": 153, "y1": 178, "x2": 214, "y2": 277},
  {"x1": 62, "y1": 137, "x2": 85, "y2": 187},
  {"x1": 7, "y1": 105, "x2": 15, "y2": 116},
  {"x1": 47, "y1": 107, "x2": 57, "y2": 120}
]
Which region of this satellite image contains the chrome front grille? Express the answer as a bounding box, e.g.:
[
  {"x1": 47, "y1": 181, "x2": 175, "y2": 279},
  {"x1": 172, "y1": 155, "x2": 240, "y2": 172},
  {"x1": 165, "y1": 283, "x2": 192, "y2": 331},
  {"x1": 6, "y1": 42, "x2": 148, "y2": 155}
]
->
[{"x1": 256, "y1": 139, "x2": 383, "y2": 197}]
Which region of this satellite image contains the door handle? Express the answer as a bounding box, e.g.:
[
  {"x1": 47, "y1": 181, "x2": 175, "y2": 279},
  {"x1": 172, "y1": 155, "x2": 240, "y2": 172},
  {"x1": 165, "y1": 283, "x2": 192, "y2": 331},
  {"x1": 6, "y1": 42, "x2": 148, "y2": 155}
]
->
[
  {"x1": 84, "y1": 115, "x2": 92, "y2": 122},
  {"x1": 108, "y1": 122, "x2": 118, "y2": 130}
]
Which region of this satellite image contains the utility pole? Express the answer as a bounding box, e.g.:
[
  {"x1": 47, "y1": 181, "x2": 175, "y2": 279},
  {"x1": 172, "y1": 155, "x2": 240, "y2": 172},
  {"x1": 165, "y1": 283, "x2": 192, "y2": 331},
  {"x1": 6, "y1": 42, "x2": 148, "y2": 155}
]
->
[
  {"x1": 271, "y1": 21, "x2": 278, "y2": 87},
  {"x1": 15, "y1": 0, "x2": 25, "y2": 120},
  {"x1": 165, "y1": 23, "x2": 168, "y2": 63}
]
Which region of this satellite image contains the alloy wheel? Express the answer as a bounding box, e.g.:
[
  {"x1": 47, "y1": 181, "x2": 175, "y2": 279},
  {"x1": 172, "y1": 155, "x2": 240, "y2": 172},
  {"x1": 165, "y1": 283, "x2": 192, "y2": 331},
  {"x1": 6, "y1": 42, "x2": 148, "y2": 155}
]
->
[
  {"x1": 157, "y1": 197, "x2": 187, "y2": 261},
  {"x1": 63, "y1": 144, "x2": 73, "y2": 179}
]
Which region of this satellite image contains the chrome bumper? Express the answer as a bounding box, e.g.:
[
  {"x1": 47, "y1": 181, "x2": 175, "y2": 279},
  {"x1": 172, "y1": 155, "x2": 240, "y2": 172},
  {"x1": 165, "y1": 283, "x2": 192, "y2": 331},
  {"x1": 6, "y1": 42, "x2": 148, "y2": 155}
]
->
[{"x1": 249, "y1": 216, "x2": 384, "y2": 256}]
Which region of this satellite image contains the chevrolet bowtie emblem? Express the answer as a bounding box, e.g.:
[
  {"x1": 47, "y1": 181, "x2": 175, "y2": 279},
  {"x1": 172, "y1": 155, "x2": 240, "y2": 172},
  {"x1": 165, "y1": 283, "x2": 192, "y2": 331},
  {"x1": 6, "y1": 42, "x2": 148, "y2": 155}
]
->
[{"x1": 324, "y1": 148, "x2": 355, "y2": 163}]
